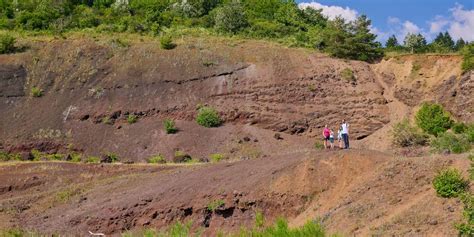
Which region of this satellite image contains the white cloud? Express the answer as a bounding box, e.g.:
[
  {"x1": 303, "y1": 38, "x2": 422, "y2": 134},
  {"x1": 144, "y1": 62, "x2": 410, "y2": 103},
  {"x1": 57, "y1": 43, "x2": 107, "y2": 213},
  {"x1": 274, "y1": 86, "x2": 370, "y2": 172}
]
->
[
  {"x1": 299, "y1": 2, "x2": 358, "y2": 22},
  {"x1": 402, "y1": 21, "x2": 421, "y2": 35},
  {"x1": 447, "y1": 4, "x2": 474, "y2": 41},
  {"x1": 429, "y1": 16, "x2": 449, "y2": 34},
  {"x1": 425, "y1": 4, "x2": 474, "y2": 41},
  {"x1": 387, "y1": 17, "x2": 400, "y2": 25}
]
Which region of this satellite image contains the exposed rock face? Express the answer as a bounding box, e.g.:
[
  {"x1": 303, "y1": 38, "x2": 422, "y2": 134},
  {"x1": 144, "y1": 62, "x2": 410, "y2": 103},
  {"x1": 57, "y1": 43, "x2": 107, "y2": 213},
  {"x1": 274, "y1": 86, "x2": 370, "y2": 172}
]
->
[
  {"x1": 0, "y1": 64, "x2": 27, "y2": 97},
  {"x1": 435, "y1": 72, "x2": 474, "y2": 123},
  {"x1": 0, "y1": 39, "x2": 389, "y2": 160}
]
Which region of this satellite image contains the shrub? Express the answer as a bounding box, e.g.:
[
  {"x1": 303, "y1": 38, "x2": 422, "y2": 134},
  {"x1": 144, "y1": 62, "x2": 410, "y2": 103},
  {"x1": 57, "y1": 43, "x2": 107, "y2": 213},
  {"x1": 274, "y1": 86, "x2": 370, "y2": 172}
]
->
[
  {"x1": 340, "y1": 68, "x2": 356, "y2": 83},
  {"x1": 214, "y1": 1, "x2": 248, "y2": 34},
  {"x1": 173, "y1": 150, "x2": 192, "y2": 163},
  {"x1": 0, "y1": 152, "x2": 21, "y2": 161},
  {"x1": 456, "y1": 193, "x2": 474, "y2": 235},
  {"x1": 207, "y1": 199, "x2": 225, "y2": 211},
  {"x1": 86, "y1": 156, "x2": 100, "y2": 163},
  {"x1": 160, "y1": 35, "x2": 176, "y2": 50},
  {"x1": 30, "y1": 87, "x2": 43, "y2": 97},
  {"x1": 433, "y1": 168, "x2": 468, "y2": 198},
  {"x1": 461, "y1": 43, "x2": 474, "y2": 73},
  {"x1": 163, "y1": 119, "x2": 177, "y2": 134},
  {"x1": 127, "y1": 114, "x2": 138, "y2": 124},
  {"x1": 100, "y1": 153, "x2": 120, "y2": 163},
  {"x1": 391, "y1": 119, "x2": 429, "y2": 147},
  {"x1": 453, "y1": 122, "x2": 468, "y2": 134},
  {"x1": 210, "y1": 153, "x2": 224, "y2": 163},
  {"x1": 466, "y1": 124, "x2": 474, "y2": 143},
  {"x1": 0, "y1": 33, "x2": 15, "y2": 54},
  {"x1": 148, "y1": 154, "x2": 166, "y2": 164},
  {"x1": 196, "y1": 106, "x2": 221, "y2": 128},
  {"x1": 70, "y1": 153, "x2": 82, "y2": 163},
  {"x1": 415, "y1": 103, "x2": 453, "y2": 136},
  {"x1": 431, "y1": 132, "x2": 471, "y2": 154}
]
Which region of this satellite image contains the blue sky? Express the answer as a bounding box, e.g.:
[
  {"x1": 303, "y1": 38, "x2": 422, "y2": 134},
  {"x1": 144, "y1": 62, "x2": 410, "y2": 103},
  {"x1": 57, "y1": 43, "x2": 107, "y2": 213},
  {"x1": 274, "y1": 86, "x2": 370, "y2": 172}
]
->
[{"x1": 297, "y1": 1, "x2": 474, "y2": 44}]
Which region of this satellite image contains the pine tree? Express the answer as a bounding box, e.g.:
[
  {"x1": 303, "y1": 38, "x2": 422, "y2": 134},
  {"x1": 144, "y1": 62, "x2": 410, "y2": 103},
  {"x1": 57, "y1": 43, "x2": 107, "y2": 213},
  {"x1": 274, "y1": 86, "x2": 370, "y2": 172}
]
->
[
  {"x1": 385, "y1": 34, "x2": 399, "y2": 48},
  {"x1": 455, "y1": 38, "x2": 466, "y2": 51},
  {"x1": 349, "y1": 15, "x2": 383, "y2": 61}
]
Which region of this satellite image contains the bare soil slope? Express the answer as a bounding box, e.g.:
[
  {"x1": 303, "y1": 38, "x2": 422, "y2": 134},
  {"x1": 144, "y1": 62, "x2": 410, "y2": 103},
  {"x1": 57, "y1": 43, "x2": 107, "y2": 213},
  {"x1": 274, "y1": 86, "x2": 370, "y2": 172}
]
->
[{"x1": 0, "y1": 150, "x2": 468, "y2": 236}]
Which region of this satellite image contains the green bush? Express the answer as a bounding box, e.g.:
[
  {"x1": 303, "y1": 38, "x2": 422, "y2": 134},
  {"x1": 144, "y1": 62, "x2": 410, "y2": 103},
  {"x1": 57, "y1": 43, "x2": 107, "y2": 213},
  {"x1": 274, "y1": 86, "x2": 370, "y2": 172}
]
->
[
  {"x1": 163, "y1": 119, "x2": 177, "y2": 134},
  {"x1": 210, "y1": 153, "x2": 224, "y2": 163},
  {"x1": 214, "y1": 1, "x2": 248, "y2": 34},
  {"x1": 160, "y1": 35, "x2": 176, "y2": 50},
  {"x1": 433, "y1": 168, "x2": 468, "y2": 198},
  {"x1": 466, "y1": 124, "x2": 474, "y2": 143},
  {"x1": 30, "y1": 87, "x2": 43, "y2": 97},
  {"x1": 391, "y1": 119, "x2": 429, "y2": 147},
  {"x1": 148, "y1": 154, "x2": 166, "y2": 164},
  {"x1": 415, "y1": 103, "x2": 453, "y2": 136},
  {"x1": 127, "y1": 114, "x2": 138, "y2": 124},
  {"x1": 196, "y1": 106, "x2": 221, "y2": 128},
  {"x1": 461, "y1": 43, "x2": 474, "y2": 73},
  {"x1": 456, "y1": 193, "x2": 474, "y2": 236},
  {"x1": 0, "y1": 33, "x2": 15, "y2": 54},
  {"x1": 431, "y1": 132, "x2": 471, "y2": 154},
  {"x1": 453, "y1": 122, "x2": 468, "y2": 134}
]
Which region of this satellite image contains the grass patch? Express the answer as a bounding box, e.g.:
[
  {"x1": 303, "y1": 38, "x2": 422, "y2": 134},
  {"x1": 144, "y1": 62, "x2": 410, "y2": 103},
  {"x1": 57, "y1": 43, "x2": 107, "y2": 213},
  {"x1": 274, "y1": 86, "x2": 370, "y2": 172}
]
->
[
  {"x1": 164, "y1": 119, "x2": 178, "y2": 134},
  {"x1": 30, "y1": 87, "x2": 43, "y2": 97},
  {"x1": 148, "y1": 154, "x2": 166, "y2": 164},
  {"x1": 160, "y1": 35, "x2": 176, "y2": 50},
  {"x1": 210, "y1": 153, "x2": 225, "y2": 163},
  {"x1": 340, "y1": 68, "x2": 355, "y2": 83},
  {"x1": 207, "y1": 199, "x2": 225, "y2": 212},
  {"x1": 85, "y1": 156, "x2": 100, "y2": 163},
  {"x1": 314, "y1": 140, "x2": 324, "y2": 150},
  {"x1": 431, "y1": 132, "x2": 471, "y2": 154},
  {"x1": 391, "y1": 119, "x2": 428, "y2": 147},
  {"x1": 127, "y1": 114, "x2": 138, "y2": 124},
  {"x1": 0, "y1": 151, "x2": 21, "y2": 161}
]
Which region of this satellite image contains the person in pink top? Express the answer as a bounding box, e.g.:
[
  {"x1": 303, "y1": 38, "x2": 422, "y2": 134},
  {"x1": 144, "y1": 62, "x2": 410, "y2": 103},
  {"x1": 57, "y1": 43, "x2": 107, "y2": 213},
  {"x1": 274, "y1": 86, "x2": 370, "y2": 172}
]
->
[{"x1": 322, "y1": 125, "x2": 331, "y2": 149}]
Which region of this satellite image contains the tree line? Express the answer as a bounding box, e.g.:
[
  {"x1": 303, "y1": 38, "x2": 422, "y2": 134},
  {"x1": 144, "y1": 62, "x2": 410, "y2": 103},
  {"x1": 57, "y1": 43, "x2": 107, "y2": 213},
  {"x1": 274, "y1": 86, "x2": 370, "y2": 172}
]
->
[
  {"x1": 386, "y1": 31, "x2": 468, "y2": 54},
  {"x1": 0, "y1": 0, "x2": 383, "y2": 61},
  {"x1": 0, "y1": 0, "x2": 473, "y2": 66}
]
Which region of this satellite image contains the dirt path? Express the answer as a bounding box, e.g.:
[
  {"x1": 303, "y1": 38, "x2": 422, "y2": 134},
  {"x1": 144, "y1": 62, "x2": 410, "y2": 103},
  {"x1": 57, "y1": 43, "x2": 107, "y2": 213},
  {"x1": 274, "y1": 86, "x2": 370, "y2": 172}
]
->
[{"x1": 354, "y1": 66, "x2": 411, "y2": 151}]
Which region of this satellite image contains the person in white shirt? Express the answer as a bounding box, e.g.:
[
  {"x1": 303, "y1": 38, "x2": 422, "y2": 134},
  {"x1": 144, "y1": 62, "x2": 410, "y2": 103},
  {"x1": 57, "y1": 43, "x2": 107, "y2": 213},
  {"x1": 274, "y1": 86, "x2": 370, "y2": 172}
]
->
[{"x1": 341, "y1": 119, "x2": 350, "y2": 149}]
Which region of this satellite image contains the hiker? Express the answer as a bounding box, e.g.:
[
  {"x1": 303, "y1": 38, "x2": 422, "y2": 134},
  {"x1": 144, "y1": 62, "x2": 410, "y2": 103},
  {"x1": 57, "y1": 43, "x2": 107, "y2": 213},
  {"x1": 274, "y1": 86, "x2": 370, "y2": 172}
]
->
[
  {"x1": 341, "y1": 119, "x2": 350, "y2": 149},
  {"x1": 322, "y1": 125, "x2": 330, "y2": 149},
  {"x1": 329, "y1": 129, "x2": 335, "y2": 149},
  {"x1": 337, "y1": 127, "x2": 343, "y2": 149}
]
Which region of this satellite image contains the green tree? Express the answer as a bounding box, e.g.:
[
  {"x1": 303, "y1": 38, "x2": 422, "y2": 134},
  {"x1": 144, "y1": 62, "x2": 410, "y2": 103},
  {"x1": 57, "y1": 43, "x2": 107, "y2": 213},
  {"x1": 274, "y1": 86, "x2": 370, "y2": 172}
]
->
[
  {"x1": 455, "y1": 38, "x2": 467, "y2": 51},
  {"x1": 385, "y1": 34, "x2": 399, "y2": 48},
  {"x1": 404, "y1": 33, "x2": 427, "y2": 53},
  {"x1": 347, "y1": 15, "x2": 383, "y2": 61},
  {"x1": 214, "y1": 1, "x2": 247, "y2": 33}
]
